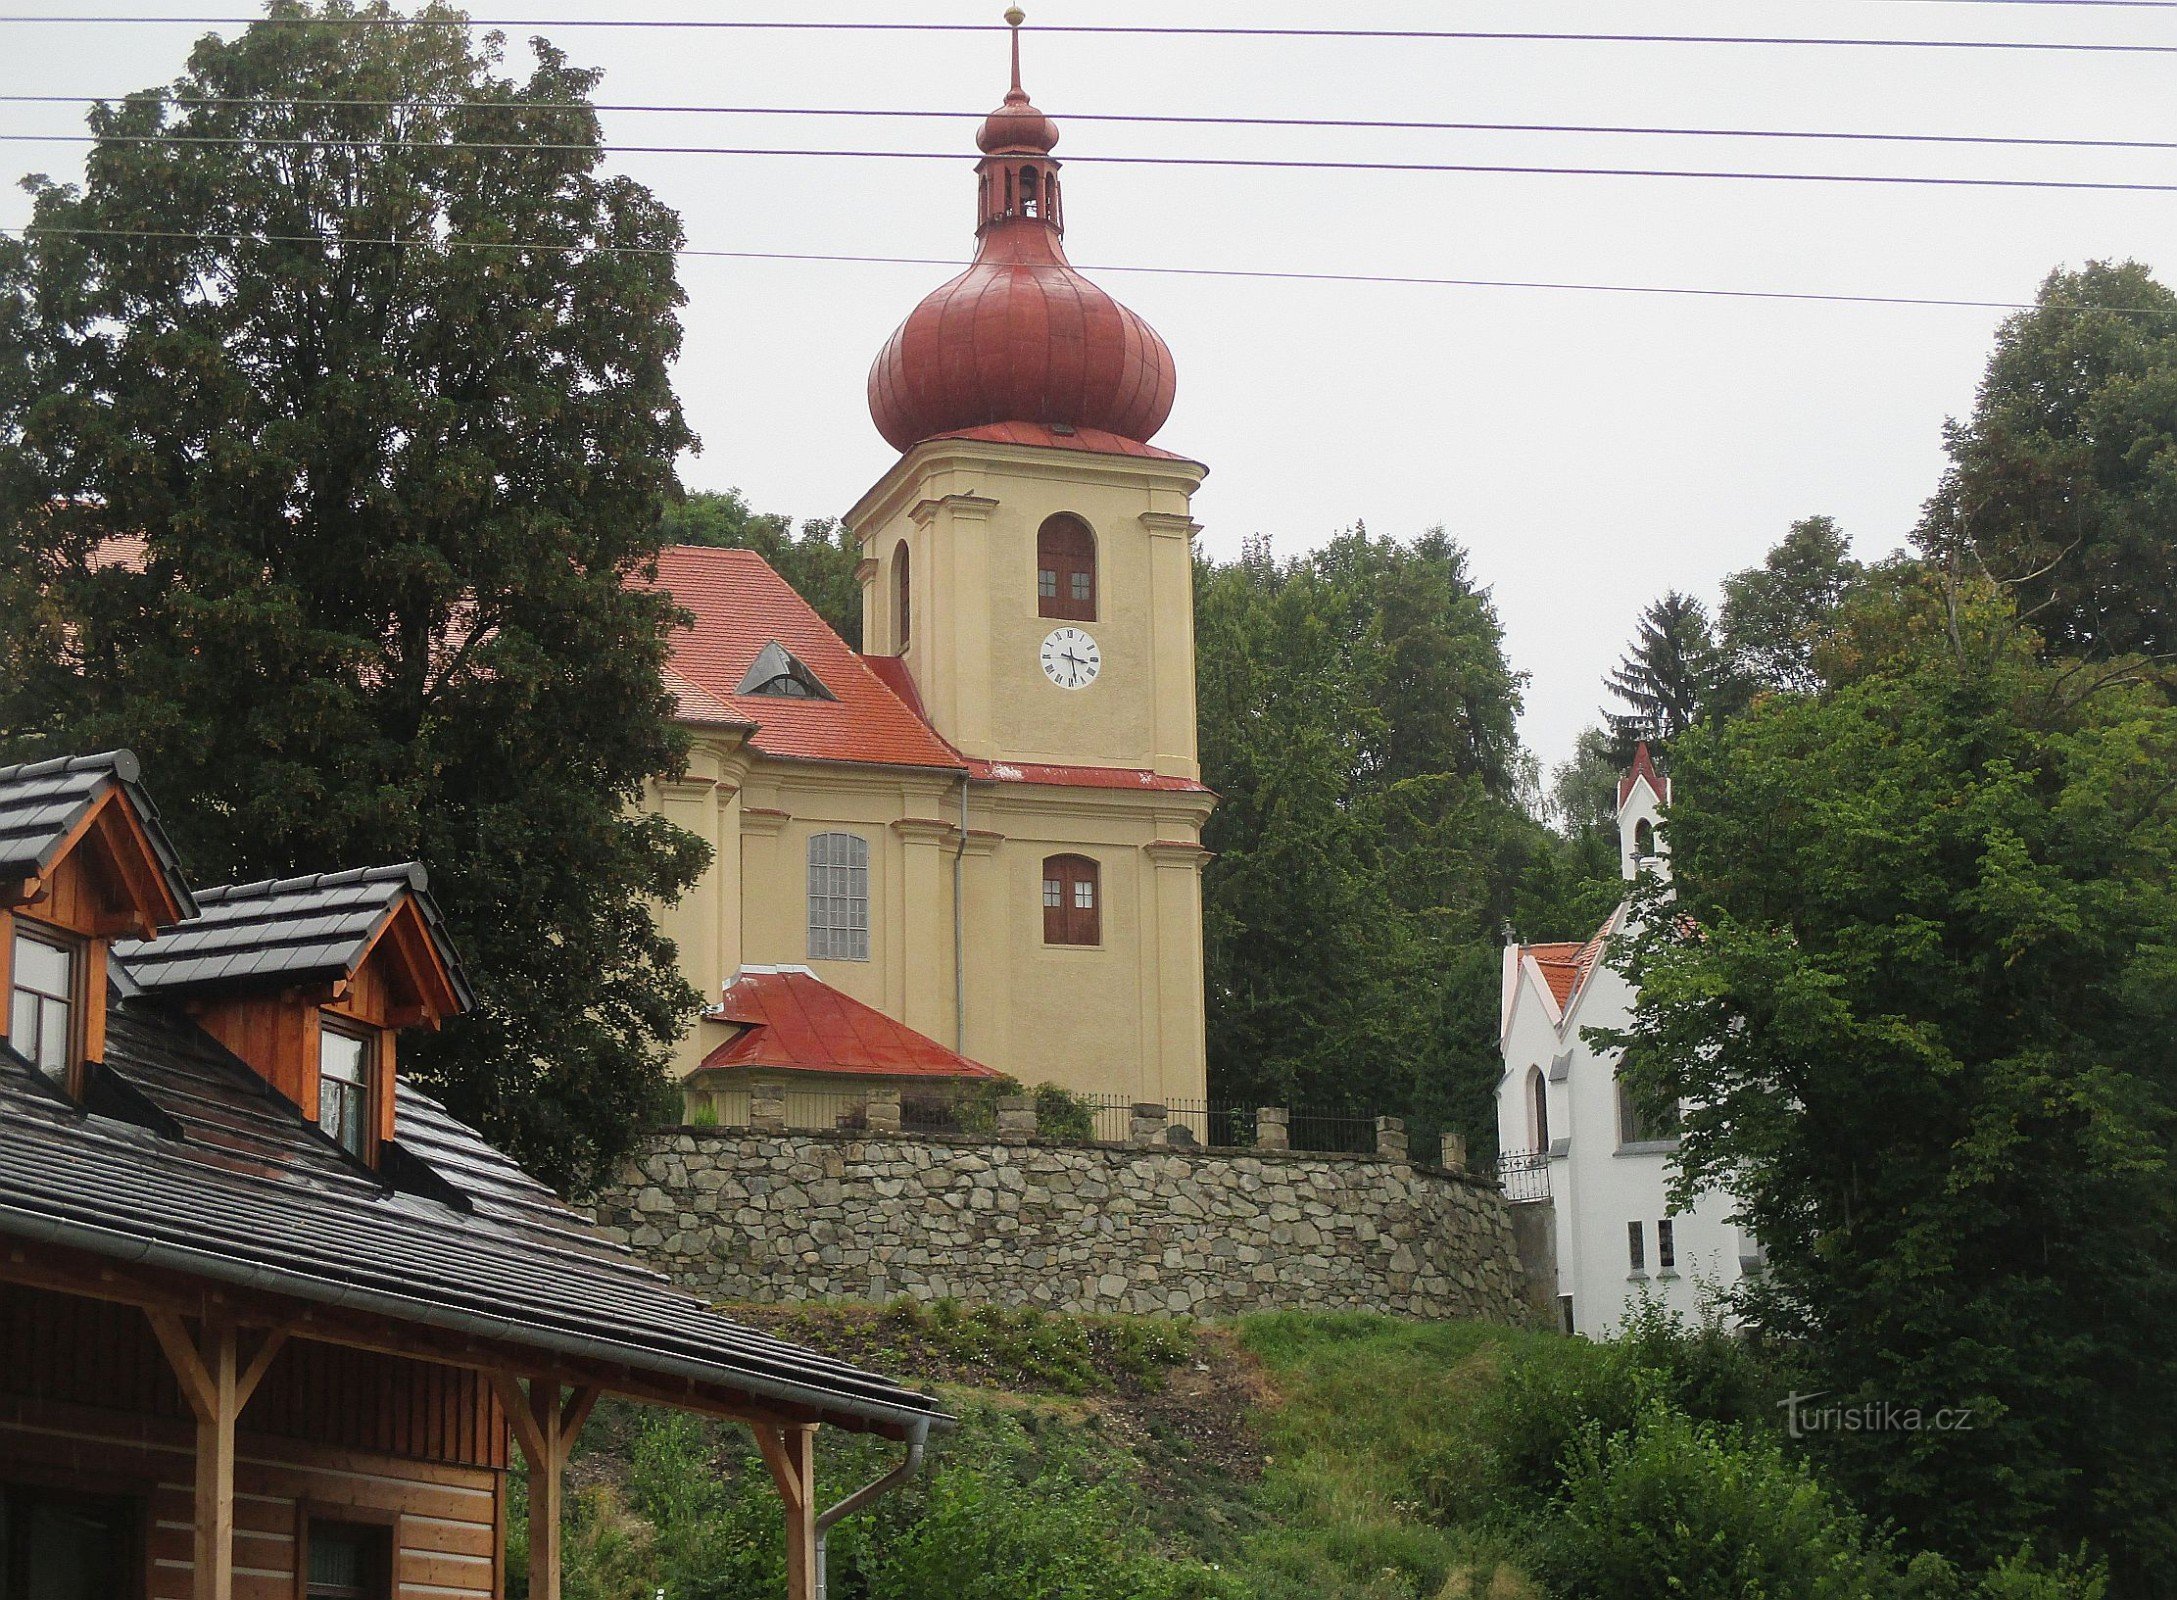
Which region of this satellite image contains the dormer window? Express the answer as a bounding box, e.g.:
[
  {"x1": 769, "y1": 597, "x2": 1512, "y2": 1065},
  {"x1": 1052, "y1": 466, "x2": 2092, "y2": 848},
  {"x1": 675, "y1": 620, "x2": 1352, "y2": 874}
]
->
[
  {"x1": 9, "y1": 924, "x2": 80, "y2": 1085},
  {"x1": 1, "y1": 751, "x2": 198, "y2": 1101},
  {"x1": 318, "y1": 1021, "x2": 376, "y2": 1159},
  {"x1": 736, "y1": 640, "x2": 837, "y2": 702}
]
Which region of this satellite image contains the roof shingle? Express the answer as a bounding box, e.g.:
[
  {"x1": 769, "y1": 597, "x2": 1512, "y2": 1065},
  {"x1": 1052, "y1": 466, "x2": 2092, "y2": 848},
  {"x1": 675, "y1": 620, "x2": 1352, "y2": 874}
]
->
[{"x1": 0, "y1": 749, "x2": 196, "y2": 916}]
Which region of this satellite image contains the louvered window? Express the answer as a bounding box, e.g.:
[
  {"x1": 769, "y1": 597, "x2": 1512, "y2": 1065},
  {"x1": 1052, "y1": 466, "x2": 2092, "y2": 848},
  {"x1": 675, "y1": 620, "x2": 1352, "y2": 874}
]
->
[{"x1": 808, "y1": 833, "x2": 871, "y2": 962}]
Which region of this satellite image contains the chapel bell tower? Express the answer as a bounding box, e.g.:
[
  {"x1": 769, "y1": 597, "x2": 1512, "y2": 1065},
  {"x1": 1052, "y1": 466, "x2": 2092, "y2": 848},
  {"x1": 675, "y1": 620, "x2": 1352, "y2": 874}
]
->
[{"x1": 844, "y1": 10, "x2": 1205, "y2": 781}]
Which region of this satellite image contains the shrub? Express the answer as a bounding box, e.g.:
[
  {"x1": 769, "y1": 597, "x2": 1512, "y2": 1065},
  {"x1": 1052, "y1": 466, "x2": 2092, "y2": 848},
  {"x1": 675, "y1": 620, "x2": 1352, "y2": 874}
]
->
[
  {"x1": 1032, "y1": 1081, "x2": 1097, "y2": 1142},
  {"x1": 1526, "y1": 1411, "x2": 1910, "y2": 1600}
]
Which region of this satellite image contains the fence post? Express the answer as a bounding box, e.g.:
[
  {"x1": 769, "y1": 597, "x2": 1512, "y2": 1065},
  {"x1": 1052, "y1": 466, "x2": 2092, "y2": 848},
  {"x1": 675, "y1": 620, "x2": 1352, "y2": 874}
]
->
[
  {"x1": 1375, "y1": 1116, "x2": 1409, "y2": 1161},
  {"x1": 1128, "y1": 1103, "x2": 1169, "y2": 1148},
  {"x1": 996, "y1": 1094, "x2": 1038, "y2": 1145},
  {"x1": 1254, "y1": 1106, "x2": 1290, "y2": 1152},
  {"x1": 864, "y1": 1086, "x2": 902, "y2": 1135},
  {"x1": 750, "y1": 1080, "x2": 788, "y2": 1134},
  {"x1": 1439, "y1": 1131, "x2": 1468, "y2": 1174}
]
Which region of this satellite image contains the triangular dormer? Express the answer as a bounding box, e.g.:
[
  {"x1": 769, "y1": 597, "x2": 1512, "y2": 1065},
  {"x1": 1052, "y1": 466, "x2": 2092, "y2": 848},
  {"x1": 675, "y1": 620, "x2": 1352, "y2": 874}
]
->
[
  {"x1": 736, "y1": 640, "x2": 837, "y2": 701},
  {"x1": 116, "y1": 864, "x2": 473, "y2": 1165},
  {"x1": 1, "y1": 750, "x2": 197, "y2": 1097}
]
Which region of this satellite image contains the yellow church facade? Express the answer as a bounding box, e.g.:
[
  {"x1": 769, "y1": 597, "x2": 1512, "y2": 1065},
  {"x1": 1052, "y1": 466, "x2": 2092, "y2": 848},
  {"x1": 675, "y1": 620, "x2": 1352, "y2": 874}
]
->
[{"x1": 643, "y1": 26, "x2": 1216, "y2": 1117}]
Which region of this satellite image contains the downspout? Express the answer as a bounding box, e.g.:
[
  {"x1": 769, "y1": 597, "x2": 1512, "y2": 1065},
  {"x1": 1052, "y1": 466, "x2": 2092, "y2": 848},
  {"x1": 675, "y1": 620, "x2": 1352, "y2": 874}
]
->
[
  {"x1": 953, "y1": 772, "x2": 969, "y2": 1054},
  {"x1": 815, "y1": 1417, "x2": 929, "y2": 1600}
]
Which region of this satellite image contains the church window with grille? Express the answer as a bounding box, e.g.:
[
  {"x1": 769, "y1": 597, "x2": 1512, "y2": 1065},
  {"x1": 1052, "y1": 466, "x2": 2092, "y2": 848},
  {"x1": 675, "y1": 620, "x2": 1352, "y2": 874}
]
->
[{"x1": 808, "y1": 833, "x2": 871, "y2": 961}]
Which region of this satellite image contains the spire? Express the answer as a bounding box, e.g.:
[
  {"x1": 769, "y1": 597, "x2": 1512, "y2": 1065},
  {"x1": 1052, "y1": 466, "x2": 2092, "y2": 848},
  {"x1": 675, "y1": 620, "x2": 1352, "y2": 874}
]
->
[
  {"x1": 977, "y1": 7, "x2": 1059, "y2": 162},
  {"x1": 1008, "y1": 5, "x2": 1024, "y2": 92}
]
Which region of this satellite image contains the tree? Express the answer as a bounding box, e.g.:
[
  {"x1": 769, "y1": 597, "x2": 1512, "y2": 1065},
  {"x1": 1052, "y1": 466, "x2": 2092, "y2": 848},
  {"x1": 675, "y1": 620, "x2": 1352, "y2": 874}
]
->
[
  {"x1": 0, "y1": 1, "x2": 707, "y2": 1191},
  {"x1": 660, "y1": 489, "x2": 862, "y2": 644},
  {"x1": 1195, "y1": 527, "x2": 1617, "y2": 1151},
  {"x1": 1607, "y1": 571, "x2": 2177, "y2": 1589},
  {"x1": 1719, "y1": 515, "x2": 1864, "y2": 696},
  {"x1": 1604, "y1": 591, "x2": 1722, "y2": 751},
  {"x1": 1549, "y1": 725, "x2": 1623, "y2": 834},
  {"x1": 1917, "y1": 261, "x2": 2177, "y2": 663}
]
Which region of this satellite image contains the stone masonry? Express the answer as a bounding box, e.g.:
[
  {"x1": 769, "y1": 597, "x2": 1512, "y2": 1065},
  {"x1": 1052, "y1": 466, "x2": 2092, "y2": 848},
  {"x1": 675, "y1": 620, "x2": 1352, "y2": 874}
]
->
[{"x1": 589, "y1": 1127, "x2": 1535, "y2": 1323}]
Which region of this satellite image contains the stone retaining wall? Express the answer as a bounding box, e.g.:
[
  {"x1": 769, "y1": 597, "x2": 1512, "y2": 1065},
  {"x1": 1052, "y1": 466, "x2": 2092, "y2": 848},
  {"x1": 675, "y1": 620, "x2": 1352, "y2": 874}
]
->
[{"x1": 589, "y1": 1129, "x2": 1534, "y2": 1324}]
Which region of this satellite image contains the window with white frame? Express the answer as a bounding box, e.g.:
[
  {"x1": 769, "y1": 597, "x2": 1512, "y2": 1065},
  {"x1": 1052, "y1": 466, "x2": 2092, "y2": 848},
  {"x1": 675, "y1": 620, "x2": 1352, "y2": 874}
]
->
[
  {"x1": 9, "y1": 925, "x2": 78, "y2": 1084},
  {"x1": 807, "y1": 833, "x2": 871, "y2": 962},
  {"x1": 318, "y1": 1022, "x2": 374, "y2": 1159}
]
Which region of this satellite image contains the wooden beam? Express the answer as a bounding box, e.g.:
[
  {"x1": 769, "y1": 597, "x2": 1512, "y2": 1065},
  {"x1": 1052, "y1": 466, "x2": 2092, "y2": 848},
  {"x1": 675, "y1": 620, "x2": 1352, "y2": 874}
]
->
[
  {"x1": 1, "y1": 1240, "x2": 872, "y2": 1437},
  {"x1": 486, "y1": 1372, "x2": 598, "y2": 1600},
  {"x1": 147, "y1": 1310, "x2": 241, "y2": 1600},
  {"x1": 754, "y1": 1423, "x2": 820, "y2": 1600},
  {"x1": 236, "y1": 1327, "x2": 289, "y2": 1409}
]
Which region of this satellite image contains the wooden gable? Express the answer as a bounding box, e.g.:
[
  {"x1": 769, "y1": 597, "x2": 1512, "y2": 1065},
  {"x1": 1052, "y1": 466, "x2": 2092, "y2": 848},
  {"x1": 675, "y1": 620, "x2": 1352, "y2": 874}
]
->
[
  {"x1": 190, "y1": 892, "x2": 467, "y2": 1152},
  {"x1": 1, "y1": 784, "x2": 194, "y2": 1073}
]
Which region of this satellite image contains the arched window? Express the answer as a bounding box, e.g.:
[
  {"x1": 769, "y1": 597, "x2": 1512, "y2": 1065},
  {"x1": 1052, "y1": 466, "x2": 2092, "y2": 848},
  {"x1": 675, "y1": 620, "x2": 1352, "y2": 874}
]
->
[
  {"x1": 1020, "y1": 166, "x2": 1040, "y2": 218},
  {"x1": 1527, "y1": 1066, "x2": 1550, "y2": 1152},
  {"x1": 893, "y1": 541, "x2": 912, "y2": 650},
  {"x1": 1037, "y1": 515, "x2": 1096, "y2": 622},
  {"x1": 1633, "y1": 818, "x2": 1656, "y2": 859},
  {"x1": 807, "y1": 833, "x2": 870, "y2": 962},
  {"x1": 1042, "y1": 854, "x2": 1100, "y2": 946}
]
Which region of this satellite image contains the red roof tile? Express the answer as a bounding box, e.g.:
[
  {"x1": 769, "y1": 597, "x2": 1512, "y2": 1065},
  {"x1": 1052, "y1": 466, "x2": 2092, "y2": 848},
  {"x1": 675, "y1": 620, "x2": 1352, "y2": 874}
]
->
[
  {"x1": 1619, "y1": 741, "x2": 1668, "y2": 808},
  {"x1": 652, "y1": 547, "x2": 1213, "y2": 794},
  {"x1": 699, "y1": 967, "x2": 1001, "y2": 1080},
  {"x1": 644, "y1": 546, "x2": 965, "y2": 772},
  {"x1": 1525, "y1": 914, "x2": 1616, "y2": 1012}
]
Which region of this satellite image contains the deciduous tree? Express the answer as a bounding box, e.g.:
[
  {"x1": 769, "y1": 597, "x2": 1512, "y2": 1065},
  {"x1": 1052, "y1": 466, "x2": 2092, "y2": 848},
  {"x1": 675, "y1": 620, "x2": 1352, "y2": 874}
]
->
[
  {"x1": 1608, "y1": 572, "x2": 2177, "y2": 1587},
  {"x1": 0, "y1": 1, "x2": 706, "y2": 1190}
]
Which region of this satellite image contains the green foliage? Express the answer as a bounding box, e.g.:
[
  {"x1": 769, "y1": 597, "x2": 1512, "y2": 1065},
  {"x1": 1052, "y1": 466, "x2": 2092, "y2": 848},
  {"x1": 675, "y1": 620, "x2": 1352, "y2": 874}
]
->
[
  {"x1": 1606, "y1": 571, "x2": 2177, "y2": 1587},
  {"x1": 871, "y1": 1297, "x2": 1194, "y2": 1394},
  {"x1": 551, "y1": 1402, "x2": 1236, "y2": 1600},
  {"x1": 0, "y1": 0, "x2": 706, "y2": 1191},
  {"x1": 1604, "y1": 590, "x2": 1724, "y2": 752},
  {"x1": 1917, "y1": 261, "x2": 2177, "y2": 661},
  {"x1": 1030, "y1": 1081, "x2": 1097, "y2": 1142},
  {"x1": 1718, "y1": 515, "x2": 1866, "y2": 698},
  {"x1": 1194, "y1": 529, "x2": 1616, "y2": 1152},
  {"x1": 660, "y1": 489, "x2": 862, "y2": 643},
  {"x1": 1528, "y1": 1412, "x2": 1914, "y2": 1600}
]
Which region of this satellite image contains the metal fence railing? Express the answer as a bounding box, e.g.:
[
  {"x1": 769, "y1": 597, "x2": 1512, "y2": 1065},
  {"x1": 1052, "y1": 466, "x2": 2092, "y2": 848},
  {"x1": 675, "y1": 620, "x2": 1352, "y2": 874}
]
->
[{"x1": 1490, "y1": 1147, "x2": 1552, "y2": 1203}]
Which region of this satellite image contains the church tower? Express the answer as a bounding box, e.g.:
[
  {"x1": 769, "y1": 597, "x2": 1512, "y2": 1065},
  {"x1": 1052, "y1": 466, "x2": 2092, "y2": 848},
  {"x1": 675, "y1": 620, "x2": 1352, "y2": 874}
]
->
[{"x1": 845, "y1": 12, "x2": 1205, "y2": 783}]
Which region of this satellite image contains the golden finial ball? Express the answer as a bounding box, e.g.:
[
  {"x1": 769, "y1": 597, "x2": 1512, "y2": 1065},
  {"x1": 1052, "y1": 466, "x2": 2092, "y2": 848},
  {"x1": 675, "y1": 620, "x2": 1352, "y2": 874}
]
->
[{"x1": 1005, "y1": 6, "x2": 1026, "y2": 26}]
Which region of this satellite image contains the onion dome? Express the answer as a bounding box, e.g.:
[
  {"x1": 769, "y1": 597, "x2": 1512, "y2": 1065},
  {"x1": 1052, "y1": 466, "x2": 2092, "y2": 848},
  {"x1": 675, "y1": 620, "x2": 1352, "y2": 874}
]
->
[{"x1": 867, "y1": 10, "x2": 1177, "y2": 454}]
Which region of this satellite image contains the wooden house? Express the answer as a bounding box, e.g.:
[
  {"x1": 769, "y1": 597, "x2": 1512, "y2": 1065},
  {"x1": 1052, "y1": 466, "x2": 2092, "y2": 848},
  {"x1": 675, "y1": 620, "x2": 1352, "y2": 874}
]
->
[{"x1": 0, "y1": 751, "x2": 948, "y2": 1600}]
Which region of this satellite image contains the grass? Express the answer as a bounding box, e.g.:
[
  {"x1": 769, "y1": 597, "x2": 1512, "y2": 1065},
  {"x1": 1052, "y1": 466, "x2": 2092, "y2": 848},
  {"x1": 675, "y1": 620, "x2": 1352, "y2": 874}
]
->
[{"x1": 543, "y1": 1306, "x2": 1559, "y2": 1600}]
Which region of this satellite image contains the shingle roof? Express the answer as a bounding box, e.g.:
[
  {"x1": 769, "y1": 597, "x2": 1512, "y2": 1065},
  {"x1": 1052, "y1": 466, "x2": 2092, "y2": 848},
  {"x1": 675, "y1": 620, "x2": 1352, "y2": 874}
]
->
[
  {"x1": 1618, "y1": 741, "x2": 1668, "y2": 809},
  {"x1": 0, "y1": 997, "x2": 949, "y2": 1437},
  {"x1": 0, "y1": 749, "x2": 196, "y2": 916},
  {"x1": 700, "y1": 965, "x2": 1002, "y2": 1080},
  {"x1": 114, "y1": 863, "x2": 475, "y2": 1009},
  {"x1": 1524, "y1": 910, "x2": 1618, "y2": 1016},
  {"x1": 644, "y1": 546, "x2": 966, "y2": 772}
]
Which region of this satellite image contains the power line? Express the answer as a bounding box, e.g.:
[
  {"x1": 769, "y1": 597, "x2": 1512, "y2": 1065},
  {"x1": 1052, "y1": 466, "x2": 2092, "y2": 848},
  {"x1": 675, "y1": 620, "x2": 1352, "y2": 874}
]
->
[
  {"x1": 7, "y1": 131, "x2": 2172, "y2": 195},
  {"x1": 1, "y1": 18, "x2": 2175, "y2": 55},
  {"x1": 13, "y1": 224, "x2": 2175, "y2": 321},
  {"x1": 5, "y1": 95, "x2": 2172, "y2": 156}
]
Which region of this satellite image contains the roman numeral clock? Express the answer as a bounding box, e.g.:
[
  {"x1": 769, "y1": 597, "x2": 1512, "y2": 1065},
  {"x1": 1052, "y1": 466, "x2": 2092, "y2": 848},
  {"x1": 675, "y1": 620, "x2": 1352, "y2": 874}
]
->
[{"x1": 1039, "y1": 627, "x2": 1101, "y2": 690}]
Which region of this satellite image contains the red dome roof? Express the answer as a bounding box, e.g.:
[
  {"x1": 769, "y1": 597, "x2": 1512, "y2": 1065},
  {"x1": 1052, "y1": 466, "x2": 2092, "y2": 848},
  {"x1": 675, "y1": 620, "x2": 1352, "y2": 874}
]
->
[{"x1": 866, "y1": 22, "x2": 1177, "y2": 454}]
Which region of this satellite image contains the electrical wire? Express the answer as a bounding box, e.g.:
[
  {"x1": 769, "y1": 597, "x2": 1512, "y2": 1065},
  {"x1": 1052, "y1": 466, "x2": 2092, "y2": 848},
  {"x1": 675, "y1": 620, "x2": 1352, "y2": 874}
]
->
[
  {"x1": 4, "y1": 95, "x2": 2171, "y2": 156},
  {"x1": 6, "y1": 131, "x2": 2171, "y2": 194},
  {"x1": 12, "y1": 224, "x2": 2177, "y2": 320},
  {"x1": 1, "y1": 17, "x2": 2175, "y2": 55}
]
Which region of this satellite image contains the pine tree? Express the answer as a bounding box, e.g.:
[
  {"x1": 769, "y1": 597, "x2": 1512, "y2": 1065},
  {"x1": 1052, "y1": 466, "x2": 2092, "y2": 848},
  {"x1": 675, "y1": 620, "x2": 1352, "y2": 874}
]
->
[{"x1": 1604, "y1": 591, "x2": 1722, "y2": 751}]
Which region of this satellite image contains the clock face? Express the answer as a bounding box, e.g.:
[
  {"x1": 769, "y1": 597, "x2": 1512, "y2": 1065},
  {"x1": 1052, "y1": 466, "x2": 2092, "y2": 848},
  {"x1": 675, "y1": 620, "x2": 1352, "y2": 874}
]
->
[{"x1": 1039, "y1": 627, "x2": 1102, "y2": 691}]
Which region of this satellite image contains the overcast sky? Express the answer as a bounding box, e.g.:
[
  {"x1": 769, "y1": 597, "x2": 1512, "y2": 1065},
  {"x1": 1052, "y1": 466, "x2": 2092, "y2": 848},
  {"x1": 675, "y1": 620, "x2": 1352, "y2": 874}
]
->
[{"x1": 5, "y1": 0, "x2": 2173, "y2": 769}]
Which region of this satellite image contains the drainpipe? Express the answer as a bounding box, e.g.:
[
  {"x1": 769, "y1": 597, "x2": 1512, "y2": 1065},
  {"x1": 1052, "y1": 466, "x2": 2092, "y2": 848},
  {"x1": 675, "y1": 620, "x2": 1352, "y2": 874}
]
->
[
  {"x1": 815, "y1": 1417, "x2": 929, "y2": 1600},
  {"x1": 953, "y1": 772, "x2": 969, "y2": 1054}
]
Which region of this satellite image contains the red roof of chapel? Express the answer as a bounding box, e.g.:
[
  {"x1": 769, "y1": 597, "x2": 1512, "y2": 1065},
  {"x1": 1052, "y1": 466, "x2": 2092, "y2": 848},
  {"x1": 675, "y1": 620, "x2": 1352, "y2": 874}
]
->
[{"x1": 700, "y1": 966, "x2": 1001, "y2": 1080}]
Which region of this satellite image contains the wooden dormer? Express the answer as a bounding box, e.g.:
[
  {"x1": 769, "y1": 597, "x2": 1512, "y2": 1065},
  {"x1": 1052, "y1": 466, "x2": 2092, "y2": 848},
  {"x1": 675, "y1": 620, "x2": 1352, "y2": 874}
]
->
[
  {"x1": 114, "y1": 864, "x2": 475, "y2": 1165},
  {"x1": 0, "y1": 750, "x2": 198, "y2": 1097}
]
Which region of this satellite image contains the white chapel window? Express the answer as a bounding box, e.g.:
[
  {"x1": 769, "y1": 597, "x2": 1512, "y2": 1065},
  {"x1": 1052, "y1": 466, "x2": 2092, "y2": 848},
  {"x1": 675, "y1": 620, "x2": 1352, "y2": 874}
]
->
[{"x1": 807, "y1": 833, "x2": 870, "y2": 962}]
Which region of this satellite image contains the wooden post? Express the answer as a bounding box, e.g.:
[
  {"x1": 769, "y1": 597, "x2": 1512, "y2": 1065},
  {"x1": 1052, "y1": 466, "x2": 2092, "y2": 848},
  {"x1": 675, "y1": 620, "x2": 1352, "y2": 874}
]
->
[
  {"x1": 754, "y1": 1423, "x2": 820, "y2": 1600},
  {"x1": 492, "y1": 1373, "x2": 599, "y2": 1600},
  {"x1": 147, "y1": 1313, "x2": 287, "y2": 1600}
]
